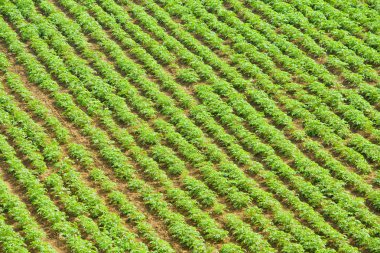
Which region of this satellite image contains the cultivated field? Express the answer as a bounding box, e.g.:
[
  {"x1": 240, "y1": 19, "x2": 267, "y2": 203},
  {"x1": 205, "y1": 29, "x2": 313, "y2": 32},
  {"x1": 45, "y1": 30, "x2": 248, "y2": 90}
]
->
[{"x1": 0, "y1": 0, "x2": 379, "y2": 252}]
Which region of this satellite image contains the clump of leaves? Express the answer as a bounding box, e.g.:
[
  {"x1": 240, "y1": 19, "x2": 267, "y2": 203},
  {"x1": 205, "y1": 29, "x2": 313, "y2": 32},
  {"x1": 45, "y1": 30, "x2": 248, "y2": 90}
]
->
[
  {"x1": 0, "y1": 53, "x2": 9, "y2": 72},
  {"x1": 220, "y1": 243, "x2": 244, "y2": 253},
  {"x1": 373, "y1": 171, "x2": 380, "y2": 187},
  {"x1": 176, "y1": 68, "x2": 200, "y2": 84}
]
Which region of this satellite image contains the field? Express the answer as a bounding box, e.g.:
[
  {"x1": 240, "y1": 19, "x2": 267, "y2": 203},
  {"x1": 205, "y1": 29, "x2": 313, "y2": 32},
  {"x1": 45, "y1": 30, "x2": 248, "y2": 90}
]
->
[{"x1": 0, "y1": 0, "x2": 379, "y2": 252}]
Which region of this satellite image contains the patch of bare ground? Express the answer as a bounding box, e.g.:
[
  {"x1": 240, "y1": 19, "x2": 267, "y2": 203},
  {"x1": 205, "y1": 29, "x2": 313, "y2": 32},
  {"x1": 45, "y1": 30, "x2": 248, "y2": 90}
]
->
[{"x1": 366, "y1": 170, "x2": 379, "y2": 188}]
